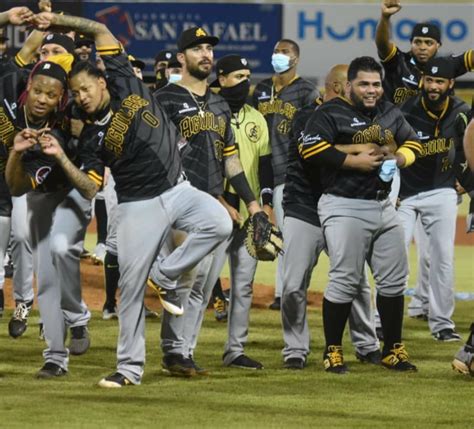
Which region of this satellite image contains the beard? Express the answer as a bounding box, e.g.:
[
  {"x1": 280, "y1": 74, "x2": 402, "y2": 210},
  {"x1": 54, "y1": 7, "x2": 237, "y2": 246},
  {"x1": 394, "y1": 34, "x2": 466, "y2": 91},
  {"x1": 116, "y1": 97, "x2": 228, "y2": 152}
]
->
[
  {"x1": 421, "y1": 87, "x2": 450, "y2": 111},
  {"x1": 187, "y1": 61, "x2": 212, "y2": 81},
  {"x1": 350, "y1": 90, "x2": 380, "y2": 116}
]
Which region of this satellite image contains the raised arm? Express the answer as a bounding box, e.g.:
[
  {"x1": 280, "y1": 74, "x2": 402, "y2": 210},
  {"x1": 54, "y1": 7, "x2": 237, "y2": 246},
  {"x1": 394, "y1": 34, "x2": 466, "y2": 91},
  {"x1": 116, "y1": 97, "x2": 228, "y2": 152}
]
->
[
  {"x1": 0, "y1": 7, "x2": 33, "y2": 28},
  {"x1": 32, "y1": 12, "x2": 118, "y2": 49},
  {"x1": 375, "y1": 0, "x2": 401, "y2": 61}
]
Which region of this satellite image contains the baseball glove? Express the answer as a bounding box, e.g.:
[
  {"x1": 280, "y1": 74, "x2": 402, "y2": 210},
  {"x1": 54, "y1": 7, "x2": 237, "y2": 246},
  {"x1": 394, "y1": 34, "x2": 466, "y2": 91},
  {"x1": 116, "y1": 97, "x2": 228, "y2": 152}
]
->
[{"x1": 244, "y1": 211, "x2": 283, "y2": 261}]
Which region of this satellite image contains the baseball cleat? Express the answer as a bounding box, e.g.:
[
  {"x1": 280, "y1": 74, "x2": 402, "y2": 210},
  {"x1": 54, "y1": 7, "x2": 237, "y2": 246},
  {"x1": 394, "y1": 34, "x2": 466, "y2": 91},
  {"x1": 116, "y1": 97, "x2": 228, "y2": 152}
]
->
[
  {"x1": 69, "y1": 326, "x2": 91, "y2": 355},
  {"x1": 432, "y1": 329, "x2": 462, "y2": 342},
  {"x1": 36, "y1": 362, "x2": 67, "y2": 379},
  {"x1": 323, "y1": 345, "x2": 348, "y2": 374},
  {"x1": 144, "y1": 306, "x2": 159, "y2": 319},
  {"x1": 283, "y1": 357, "x2": 305, "y2": 370},
  {"x1": 451, "y1": 345, "x2": 474, "y2": 376},
  {"x1": 268, "y1": 297, "x2": 281, "y2": 311},
  {"x1": 162, "y1": 353, "x2": 196, "y2": 377},
  {"x1": 9, "y1": 301, "x2": 33, "y2": 338},
  {"x1": 92, "y1": 242, "x2": 106, "y2": 265},
  {"x1": 227, "y1": 355, "x2": 264, "y2": 370},
  {"x1": 381, "y1": 343, "x2": 417, "y2": 371},
  {"x1": 98, "y1": 372, "x2": 133, "y2": 388},
  {"x1": 147, "y1": 278, "x2": 183, "y2": 316},
  {"x1": 187, "y1": 357, "x2": 209, "y2": 376},
  {"x1": 102, "y1": 305, "x2": 118, "y2": 320},
  {"x1": 355, "y1": 349, "x2": 382, "y2": 365}
]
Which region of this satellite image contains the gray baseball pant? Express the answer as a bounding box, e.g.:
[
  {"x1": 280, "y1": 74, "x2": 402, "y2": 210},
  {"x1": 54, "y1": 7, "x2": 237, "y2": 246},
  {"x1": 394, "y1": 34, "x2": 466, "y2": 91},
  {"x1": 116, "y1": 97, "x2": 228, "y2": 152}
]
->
[
  {"x1": 115, "y1": 180, "x2": 232, "y2": 383},
  {"x1": 0, "y1": 216, "x2": 10, "y2": 289},
  {"x1": 281, "y1": 216, "x2": 379, "y2": 362},
  {"x1": 397, "y1": 187, "x2": 457, "y2": 333},
  {"x1": 273, "y1": 183, "x2": 284, "y2": 299},
  {"x1": 11, "y1": 195, "x2": 34, "y2": 303},
  {"x1": 27, "y1": 188, "x2": 92, "y2": 370},
  {"x1": 407, "y1": 218, "x2": 430, "y2": 318},
  {"x1": 318, "y1": 194, "x2": 407, "y2": 303}
]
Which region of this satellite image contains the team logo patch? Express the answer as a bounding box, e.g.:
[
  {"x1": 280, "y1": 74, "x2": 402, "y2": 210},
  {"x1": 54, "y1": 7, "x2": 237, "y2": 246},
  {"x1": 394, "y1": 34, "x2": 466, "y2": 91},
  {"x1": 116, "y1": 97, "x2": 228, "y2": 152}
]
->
[
  {"x1": 42, "y1": 63, "x2": 51, "y2": 70},
  {"x1": 166, "y1": 52, "x2": 172, "y2": 59},
  {"x1": 196, "y1": 28, "x2": 207, "y2": 37},
  {"x1": 422, "y1": 26, "x2": 429, "y2": 34},
  {"x1": 45, "y1": 34, "x2": 54, "y2": 41},
  {"x1": 245, "y1": 122, "x2": 260, "y2": 143},
  {"x1": 431, "y1": 66, "x2": 438, "y2": 74},
  {"x1": 351, "y1": 117, "x2": 367, "y2": 127},
  {"x1": 241, "y1": 58, "x2": 248, "y2": 66},
  {"x1": 35, "y1": 166, "x2": 52, "y2": 185}
]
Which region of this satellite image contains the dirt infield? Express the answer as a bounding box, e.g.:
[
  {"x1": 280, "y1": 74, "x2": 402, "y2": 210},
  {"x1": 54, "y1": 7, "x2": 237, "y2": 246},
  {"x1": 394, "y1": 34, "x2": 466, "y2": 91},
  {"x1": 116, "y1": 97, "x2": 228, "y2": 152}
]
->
[{"x1": 1, "y1": 258, "x2": 323, "y2": 312}]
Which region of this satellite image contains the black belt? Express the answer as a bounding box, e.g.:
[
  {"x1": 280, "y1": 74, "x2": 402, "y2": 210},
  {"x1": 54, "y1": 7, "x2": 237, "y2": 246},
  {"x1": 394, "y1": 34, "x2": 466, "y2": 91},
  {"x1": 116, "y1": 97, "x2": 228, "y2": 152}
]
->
[{"x1": 373, "y1": 190, "x2": 390, "y2": 201}]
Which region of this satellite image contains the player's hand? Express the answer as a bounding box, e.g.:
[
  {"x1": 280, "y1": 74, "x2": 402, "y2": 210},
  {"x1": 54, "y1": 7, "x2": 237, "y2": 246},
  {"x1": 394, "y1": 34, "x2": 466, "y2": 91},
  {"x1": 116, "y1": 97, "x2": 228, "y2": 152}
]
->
[
  {"x1": 226, "y1": 205, "x2": 243, "y2": 225},
  {"x1": 262, "y1": 204, "x2": 276, "y2": 225},
  {"x1": 352, "y1": 151, "x2": 384, "y2": 172},
  {"x1": 381, "y1": 0, "x2": 401, "y2": 17},
  {"x1": 38, "y1": 0, "x2": 52, "y2": 13},
  {"x1": 7, "y1": 7, "x2": 34, "y2": 25},
  {"x1": 455, "y1": 180, "x2": 466, "y2": 195},
  {"x1": 70, "y1": 118, "x2": 84, "y2": 138},
  {"x1": 13, "y1": 129, "x2": 38, "y2": 153},
  {"x1": 38, "y1": 132, "x2": 64, "y2": 158},
  {"x1": 32, "y1": 12, "x2": 55, "y2": 31}
]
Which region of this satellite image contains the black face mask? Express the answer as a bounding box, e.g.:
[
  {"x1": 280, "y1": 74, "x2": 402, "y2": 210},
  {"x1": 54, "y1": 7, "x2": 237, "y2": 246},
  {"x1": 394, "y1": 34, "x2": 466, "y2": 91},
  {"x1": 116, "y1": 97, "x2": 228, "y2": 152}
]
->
[{"x1": 220, "y1": 79, "x2": 250, "y2": 113}]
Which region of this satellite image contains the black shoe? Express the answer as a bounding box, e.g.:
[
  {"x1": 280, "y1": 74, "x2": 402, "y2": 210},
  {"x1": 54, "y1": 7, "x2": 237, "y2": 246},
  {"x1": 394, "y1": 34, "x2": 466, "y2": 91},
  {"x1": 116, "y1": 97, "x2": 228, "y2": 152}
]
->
[
  {"x1": 69, "y1": 326, "x2": 90, "y2": 355},
  {"x1": 147, "y1": 278, "x2": 183, "y2": 316},
  {"x1": 228, "y1": 355, "x2": 264, "y2": 370},
  {"x1": 323, "y1": 345, "x2": 348, "y2": 374},
  {"x1": 186, "y1": 356, "x2": 209, "y2": 376},
  {"x1": 432, "y1": 329, "x2": 461, "y2": 342},
  {"x1": 356, "y1": 349, "x2": 382, "y2": 365},
  {"x1": 4, "y1": 260, "x2": 13, "y2": 278},
  {"x1": 9, "y1": 301, "x2": 33, "y2": 338},
  {"x1": 283, "y1": 357, "x2": 305, "y2": 370},
  {"x1": 102, "y1": 304, "x2": 118, "y2": 320},
  {"x1": 98, "y1": 372, "x2": 133, "y2": 388},
  {"x1": 162, "y1": 353, "x2": 196, "y2": 377},
  {"x1": 36, "y1": 362, "x2": 67, "y2": 379},
  {"x1": 375, "y1": 327, "x2": 384, "y2": 341},
  {"x1": 269, "y1": 297, "x2": 281, "y2": 311},
  {"x1": 381, "y1": 343, "x2": 417, "y2": 371}
]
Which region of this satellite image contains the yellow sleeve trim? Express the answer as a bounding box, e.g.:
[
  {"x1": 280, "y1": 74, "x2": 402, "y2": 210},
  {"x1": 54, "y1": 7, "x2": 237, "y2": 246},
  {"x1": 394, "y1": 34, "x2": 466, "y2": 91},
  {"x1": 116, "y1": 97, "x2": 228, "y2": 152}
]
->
[
  {"x1": 30, "y1": 177, "x2": 37, "y2": 190},
  {"x1": 403, "y1": 141, "x2": 423, "y2": 153},
  {"x1": 96, "y1": 44, "x2": 122, "y2": 52},
  {"x1": 396, "y1": 147, "x2": 416, "y2": 167},
  {"x1": 223, "y1": 148, "x2": 238, "y2": 157},
  {"x1": 465, "y1": 50, "x2": 473, "y2": 71},
  {"x1": 302, "y1": 144, "x2": 331, "y2": 159},
  {"x1": 380, "y1": 44, "x2": 397, "y2": 63},
  {"x1": 14, "y1": 54, "x2": 26, "y2": 67},
  {"x1": 88, "y1": 171, "x2": 103, "y2": 186},
  {"x1": 301, "y1": 141, "x2": 329, "y2": 156}
]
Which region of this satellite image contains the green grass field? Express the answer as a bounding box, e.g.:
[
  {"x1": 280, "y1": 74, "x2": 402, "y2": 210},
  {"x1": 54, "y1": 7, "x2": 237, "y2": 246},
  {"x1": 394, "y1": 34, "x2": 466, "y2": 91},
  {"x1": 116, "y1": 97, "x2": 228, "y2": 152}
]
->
[{"x1": 0, "y1": 231, "x2": 471, "y2": 428}]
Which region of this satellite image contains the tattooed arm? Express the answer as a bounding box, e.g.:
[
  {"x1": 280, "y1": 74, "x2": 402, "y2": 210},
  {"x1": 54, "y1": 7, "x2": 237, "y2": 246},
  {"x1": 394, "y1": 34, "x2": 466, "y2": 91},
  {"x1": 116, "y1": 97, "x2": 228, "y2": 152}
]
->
[
  {"x1": 33, "y1": 12, "x2": 118, "y2": 49},
  {"x1": 39, "y1": 133, "x2": 99, "y2": 200}
]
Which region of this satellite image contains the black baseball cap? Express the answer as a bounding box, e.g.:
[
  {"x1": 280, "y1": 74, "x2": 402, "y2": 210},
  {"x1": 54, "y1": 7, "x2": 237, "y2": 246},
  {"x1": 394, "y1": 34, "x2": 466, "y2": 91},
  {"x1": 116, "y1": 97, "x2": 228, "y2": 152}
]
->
[
  {"x1": 41, "y1": 33, "x2": 75, "y2": 54},
  {"x1": 168, "y1": 53, "x2": 181, "y2": 69},
  {"x1": 154, "y1": 50, "x2": 173, "y2": 65},
  {"x1": 128, "y1": 55, "x2": 145, "y2": 71},
  {"x1": 424, "y1": 57, "x2": 454, "y2": 79},
  {"x1": 75, "y1": 34, "x2": 94, "y2": 49},
  {"x1": 177, "y1": 27, "x2": 219, "y2": 52},
  {"x1": 411, "y1": 23, "x2": 441, "y2": 44},
  {"x1": 211, "y1": 55, "x2": 251, "y2": 88},
  {"x1": 34, "y1": 61, "x2": 68, "y2": 87}
]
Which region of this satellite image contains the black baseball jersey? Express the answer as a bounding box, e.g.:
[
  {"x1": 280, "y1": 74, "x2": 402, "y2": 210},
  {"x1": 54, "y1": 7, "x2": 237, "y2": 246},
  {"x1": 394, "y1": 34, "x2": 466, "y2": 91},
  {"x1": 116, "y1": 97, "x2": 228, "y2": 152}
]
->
[
  {"x1": 380, "y1": 47, "x2": 473, "y2": 104},
  {"x1": 252, "y1": 76, "x2": 318, "y2": 186},
  {"x1": 80, "y1": 49, "x2": 183, "y2": 203},
  {"x1": 301, "y1": 97, "x2": 422, "y2": 199},
  {"x1": 283, "y1": 100, "x2": 323, "y2": 227},
  {"x1": 153, "y1": 83, "x2": 237, "y2": 196},
  {"x1": 0, "y1": 56, "x2": 29, "y2": 173},
  {"x1": 399, "y1": 95, "x2": 471, "y2": 199}
]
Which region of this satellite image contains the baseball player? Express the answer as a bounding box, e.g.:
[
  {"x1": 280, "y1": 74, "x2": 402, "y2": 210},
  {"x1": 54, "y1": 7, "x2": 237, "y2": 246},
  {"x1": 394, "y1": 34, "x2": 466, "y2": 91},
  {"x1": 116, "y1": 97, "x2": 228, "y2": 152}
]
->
[
  {"x1": 252, "y1": 39, "x2": 319, "y2": 310},
  {"x1": 376, "y1": 0, "x2": 473, "y2": 104},
  {"x1": 281, "y1": 64, "x2": 381, "y2": 370},
  {"x1": 398, "y1": 58, "x2": 472, "y2": 341},
  {"x1": 153, "y1": 49, "x2": 174, "y2": 91},
  {"x1": 302, "y1": 56, "x2": 421, "y2": 373},
  {"x1": 151, "y1": 28, "x2": 266, "y2": 376},
  {"x1": 32, "y1": 11, "x2": 232, "y2": 387}
]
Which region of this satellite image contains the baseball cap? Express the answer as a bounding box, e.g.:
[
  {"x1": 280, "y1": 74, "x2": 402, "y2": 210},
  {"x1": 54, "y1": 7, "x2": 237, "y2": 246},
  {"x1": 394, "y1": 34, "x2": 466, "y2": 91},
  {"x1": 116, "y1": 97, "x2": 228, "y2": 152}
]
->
[
  {"x1": 154, "y1": 50, "x2": 173, "y2": 65},
  {"x1": 167, "y1": 53, "x2": 181, "y2": 69},
  {"x1": 177, "y1": 27, "x2": 219, "y2": 52},
  {"x1": 210, "y1": 55, "x2": 251, "y2": 88},
  {"x1": 75, "y1": 34, "x2": 94, "y2": 49},
  {"x1": 41, "y1": 33, "x2": 75, "y2": 54},
  {"x1": 128, "y1": 55, "x2": 145, "y2": 71},
  {"x1": 411, "y1": 23, "x2": 441, "y2": 44},
  {"x1": 424, "y1": 57, "x2": 454, "y2": 79}
]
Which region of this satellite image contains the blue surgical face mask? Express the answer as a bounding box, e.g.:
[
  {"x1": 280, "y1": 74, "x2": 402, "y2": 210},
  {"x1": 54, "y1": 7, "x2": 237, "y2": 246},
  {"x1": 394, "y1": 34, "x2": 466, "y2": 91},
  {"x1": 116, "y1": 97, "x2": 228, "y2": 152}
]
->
[
  {"x1": 379, "y1": 159, "x2": 397, "y2": 182},
  {"x1": 168, "y1": 73, "x2": 182, "y2": 84},
  {"x1": 271, "y1": 53, "x2": 291, "y2": 74}
]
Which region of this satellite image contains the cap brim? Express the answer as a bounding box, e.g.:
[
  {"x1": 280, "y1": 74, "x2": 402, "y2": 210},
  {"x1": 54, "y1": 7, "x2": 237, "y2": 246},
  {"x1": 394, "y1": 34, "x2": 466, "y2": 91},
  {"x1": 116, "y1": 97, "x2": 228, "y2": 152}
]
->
[
  {"x1": 180, "y1": 36, "x2": 219, "y2": 52},
  {"x1": 131, "y1": 60, "x2": 145, "y2": 70}
]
